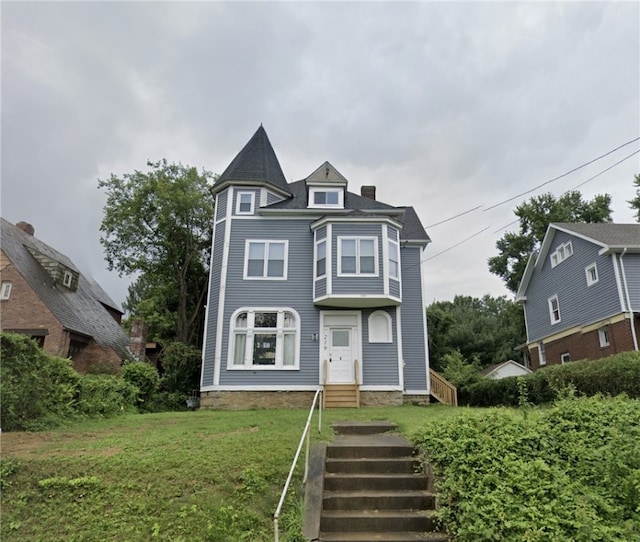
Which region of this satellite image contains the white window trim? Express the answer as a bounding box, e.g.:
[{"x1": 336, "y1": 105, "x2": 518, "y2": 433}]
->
[
  {"x1": 0, "y1": 282, "x2": 12, "y2": 300},
  {"x1": 598, "y1": 326, "x2": 610, "y2": 347},
  {"x1": 548, "y1": 294, "x2": 561, "y2": 324},
  {"x1": 550, "y1": 241, "x2": 573, "y2": 268},
  {"x1": 368, "y1": 310, "x2": 392, "y2": 343},
  {"x1": 585, "y1": 263, "x2": 599, "y2": 286},
  {"x1": 227, "y1": 307, "x2": 300, "y2": 370},
  {"x1": 561, "y1": 352, "x2": 571, "y2": 364},
  {"x1": 337, "y1": 236, "x2": 379, "y2": 277},
  {"x1": 235, "y1": 191, "x2": 255, "y2": 215},
  {"x1": 63, "y1": 271, "x2": 73, "y2": 288},
  {"x1": 308, "y1": 187, "x2": 344, "y2": 209},
  {"x1": 539, "y1": 343, "x2": 547, "y2": 365},
  {"x1": 388, "y1": 238, "x2": 400, "y2": 280},
  {"x1": 243, "y1": 240, "x2": 289, "y2": 280},
  {"x1": 315, "y1": 238, "x2": 327, "y2": 279}
]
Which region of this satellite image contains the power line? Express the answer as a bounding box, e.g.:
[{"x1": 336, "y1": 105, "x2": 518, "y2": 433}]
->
[
  {"x1": 483, "y1": 136, "x2": 640, "y2": 211},
  {"x1": 422, "y1": 226, "x2": 492, "y2": 262},
  {"x1": 425, "y1": 205, "x2": 482, "y2": 228}
]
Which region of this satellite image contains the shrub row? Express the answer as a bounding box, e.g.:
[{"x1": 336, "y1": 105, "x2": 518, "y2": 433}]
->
[
  {"x1": 413, "y1": 395, "x2": 640, "y2": 541},
  {"x1": 461, "y1": 351, "x2": 640, "y2": 406},
  {"x1": 0, "y1": 333, "x2": 170, "y2": 431}
]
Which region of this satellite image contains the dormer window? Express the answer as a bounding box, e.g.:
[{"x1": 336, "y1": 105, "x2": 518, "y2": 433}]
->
[
  {"x1": 309, "y1": 188, "x2": 343, "y2": 209},
  {"x1": 63, "y1": 271, "x2": 73, "y2": 288}
]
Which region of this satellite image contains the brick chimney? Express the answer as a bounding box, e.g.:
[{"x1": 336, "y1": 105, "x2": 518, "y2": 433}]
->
[
  {"x1": 129, "y1": 318, "x2": 149, "y2": 361},
  {"x1": 361, "y1": 185, "x2": 376, "y2": 201},
  {"x1": 16, "y1": 221, "x2": 35, "y2": 235}
]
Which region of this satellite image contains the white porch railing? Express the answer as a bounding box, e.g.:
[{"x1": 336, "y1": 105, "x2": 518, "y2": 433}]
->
[{"x1": 273, "y1": 388, "x2": 323, "y2": 542}]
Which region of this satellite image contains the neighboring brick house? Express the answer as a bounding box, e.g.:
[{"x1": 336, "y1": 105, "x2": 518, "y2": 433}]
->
[
  {"x1": 1, "y1": 218, "x2": 131, "y2": 371},
  {"x1": 516, "y1": 223, "x2": 640, "y2": 370}
]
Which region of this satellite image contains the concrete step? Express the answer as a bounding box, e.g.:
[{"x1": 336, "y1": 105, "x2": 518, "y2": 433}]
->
[
  {"x1": 320, "y1": 509, "x2": 439, "y2": 533},
  {"x1": 322, "y1": 490, "x2": 436, "y2": 511},
  {"x1": 319, "y1": 532, "x2": 448, "y2": 542},
  {"x1": 326, "y1": 456, "x2": 420, "y2": 474},
  {"x1": 332, "y1": 421, "x2": 397, "y2": 435},
  {"x1": 324, "y1": 473, "x2": 428, "y2": 492}
]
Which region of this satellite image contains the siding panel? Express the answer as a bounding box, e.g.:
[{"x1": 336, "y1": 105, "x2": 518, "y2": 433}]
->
[
  {"x1": 215, "y1": 190, "x2": 228, "y2": 221},
  {"x1": 362, "y1": 307, "x2": 399, "y2": 386}
]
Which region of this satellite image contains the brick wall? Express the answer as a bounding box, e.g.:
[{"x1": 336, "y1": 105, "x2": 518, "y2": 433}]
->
[{"x1": 529, "y1": 316, "x2": 638, "y2": 370}]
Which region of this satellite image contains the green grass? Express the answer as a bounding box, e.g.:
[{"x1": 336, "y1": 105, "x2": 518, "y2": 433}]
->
[{"x1": 0, "y1": 404, "x2": 475, "y2": 542}]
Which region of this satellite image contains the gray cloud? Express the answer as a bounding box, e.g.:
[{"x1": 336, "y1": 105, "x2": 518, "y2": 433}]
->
[{"x1": 2, "y1": 1, "x2": 638, "y2": 309}]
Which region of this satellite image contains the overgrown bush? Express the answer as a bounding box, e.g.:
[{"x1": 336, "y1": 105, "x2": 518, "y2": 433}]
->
[
  {"x1": 75, "y1": 374, "x2": 139, "y2": 417},
  {"x1": 442, "y1": 350, "x2": 482, "y2": 388},
  {"x1": 159, "y1": 342, "x2": 202, "y2": 395},
  {"x1": 120, "y1": 361, "x2": 160, "y2": 409},
  {"x1": 1, "y1": 333, "x2": 80, "y2": 431},
  {"x1": 414, "y1": 395, "x2": 640, "y2": 541},
  {"x1": 461, "y1": 351, "x2": 640, "y2": 406}
]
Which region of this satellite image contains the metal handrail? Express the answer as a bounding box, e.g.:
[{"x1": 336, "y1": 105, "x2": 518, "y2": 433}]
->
[{"x1": 273, "y1": 388, "x2": 323, "y2": 542}]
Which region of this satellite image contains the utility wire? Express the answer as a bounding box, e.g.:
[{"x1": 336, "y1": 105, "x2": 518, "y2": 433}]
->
[
  {"x1": 425, "y1": 205, "x2": 482, "y2": 228},
  {"x1": 483, "y1": 136, "x2": 640, "y2": 211},
  {"x1": 422, "y1": 226, "x2": 492, "y2": 262}
]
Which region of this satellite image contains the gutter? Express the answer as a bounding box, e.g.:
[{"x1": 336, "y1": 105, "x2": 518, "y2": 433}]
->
[{"x1": 619, "y1": 248, "x2": 639, "y2": 351}]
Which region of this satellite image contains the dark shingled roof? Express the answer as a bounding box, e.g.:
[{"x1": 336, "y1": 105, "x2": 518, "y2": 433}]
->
[
  {"x1": 1, "y1": 218, "x2": 131, "y2": 360},
  {"x1": 553, "y1": 223, "x2": 640, "y2": 248},
  {"x1": 215, "y1": 126, "x2": 291, "y2": 195},
  {"x1": 263, "y1": 181, "x2": 430, "y2": 243}
]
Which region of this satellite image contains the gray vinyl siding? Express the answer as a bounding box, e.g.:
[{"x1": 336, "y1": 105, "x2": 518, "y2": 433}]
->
[
  {"x1": 267, "y1": 191, "x2": 284, "y2": 205},
  {"x1": 524, "y1": 231, "x2": 623, "y2": 342},
  {"x1": 621, "y1": 254, "x2": 640, "y2": 311},
  {"x1": 219, "y1": 218, "x2": 320, "y2": 386},
  {"x1": 315, "y1": 277, "x2": 326, "y2": 298},
  {"x1": 362, "y1": 308, "x2": 399, "y2": 386},
  {"x1": 390, "y1": 279, "x2": 400, "y2": 298},
  {"x1": 215, "y1": 190, "x2": 228, "y2": 221},
  {"x1": 388, "y1": 227, "x2": 398, "y2": 240},
  {"x1": 399, "y1": 247, "x2": 428, "y2": 391},
  {"x1": 316, "y1": 226, "x2": 327, "y2": 241},
  {"x1": 332, "y1": 223, "x2": 384, "y2": 295},
  {"x1": 202, "y1": 220, "x2": 227, "y2": 386},
  {"x1": 232, "y1": 188, "x2": 261, "y2": 216}
]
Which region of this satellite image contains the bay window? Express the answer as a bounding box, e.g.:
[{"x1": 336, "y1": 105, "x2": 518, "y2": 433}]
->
[{"x1": 338, "y1": 237, "x2": 377, "y2": 276}]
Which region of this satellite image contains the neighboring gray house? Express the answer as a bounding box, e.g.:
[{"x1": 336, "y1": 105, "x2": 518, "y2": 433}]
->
[
  {"x1": 516, "y1": 223, "x2": 640, "y2": 370},
  {"x1": 200, "y1": 126, "x2": 435, "y2": 408}
]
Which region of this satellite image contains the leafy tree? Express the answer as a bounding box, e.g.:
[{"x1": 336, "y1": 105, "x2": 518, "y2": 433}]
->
[
  {"x1": 488, "y1": 191, "x2": 612, "y2": 293},
  {"x1": 629, "y1": 173, "x2": 640, "y2": 222},
  {"x1": 99, "y1": 160, "x2": 215, "y2": 346},
  {"x1": 427, "y1": 294, "x2": 526, "y2": 371}
]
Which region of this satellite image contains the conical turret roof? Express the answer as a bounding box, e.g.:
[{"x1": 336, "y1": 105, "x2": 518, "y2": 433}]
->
[{"x1": 214, "y1": 126, "x2": 291, "y2": 195}]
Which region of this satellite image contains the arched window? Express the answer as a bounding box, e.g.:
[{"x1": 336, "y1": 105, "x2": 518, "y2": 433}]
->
[
  {"x1": 229, "y1": 308, "x2": 300, "y2": 369},
  {"x1": 368, "y1": 310, "x2": 392, "y2": 343}
]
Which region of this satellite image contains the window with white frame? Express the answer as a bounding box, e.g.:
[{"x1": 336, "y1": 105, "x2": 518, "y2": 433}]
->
[
  {"x1": 229, "y1": 309, "x2": 299, "y2": 369},
  {"x1": 585, "y1": 263, "x2": 599, "y2": 286},
  {"x1": 539, "y1": 343, "x2": 546, "y2": 365},
  {"x1": 368, "y1": 310, "x2": 392, "y2": 343},
  {"x1": 0, "y1": 281, "x2": 12, "y2": 300},
  {"x1": 244, "y1": 240, "x2": 288, "y2": 279},
  {"x1": 338, "y1": 237, "x2": 377, "y2": 276},
  {"x1": 315, "y1": 239, "x2": 326, "y2": 278},
  {"x1": 550, "y1": 241, "x2": 573, "y2": 268},
  {"x1": 236, "y1": 191, "x2": 255, "y2": 215},
  {"x1": 548, "y1": 295, "x2": 561, "y2": 324},
  {"x1": 309, "y1": 188, "x2": 343, "y2": 208},
  {"x1": 388, "y1": 238, "x2": 399, "y2": 279},
  {"x1": 598, "y1": 326, "x2": 610, "y2": 347},
  {"x1": 63, "y1": 271, "x2": 73, "y2": 288},
  {"x1": 561, "y1": 352, "x2": 571, "y2": 364}
]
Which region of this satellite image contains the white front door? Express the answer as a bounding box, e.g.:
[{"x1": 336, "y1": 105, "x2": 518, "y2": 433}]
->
[{"x1": 327, "y1": 328, "x2": 354, "y2": 383}]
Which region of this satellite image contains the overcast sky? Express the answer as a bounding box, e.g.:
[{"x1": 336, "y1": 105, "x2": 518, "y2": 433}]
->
[{"x1": 2, "y1": 1, "x2": 639, "y2": 311}]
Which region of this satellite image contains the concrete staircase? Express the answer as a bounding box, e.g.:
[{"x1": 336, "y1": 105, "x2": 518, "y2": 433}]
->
[{"x1": 305, "y1": 421, "x2": 447, "y2": 542}]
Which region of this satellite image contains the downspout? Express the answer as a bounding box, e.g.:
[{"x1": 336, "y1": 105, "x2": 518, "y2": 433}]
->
[{"x1": 619, "y1": 249, "x2": 639, "y2": 351}]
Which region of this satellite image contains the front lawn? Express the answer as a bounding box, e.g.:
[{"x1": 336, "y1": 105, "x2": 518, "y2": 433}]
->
[{"x1": 0, "y1": 404, "x2": 463, "y2": 542}]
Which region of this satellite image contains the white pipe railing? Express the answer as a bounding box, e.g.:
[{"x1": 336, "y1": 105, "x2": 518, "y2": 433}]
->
[{"x1": 273, "y1": 388, "x2": 323, "y2": 542}]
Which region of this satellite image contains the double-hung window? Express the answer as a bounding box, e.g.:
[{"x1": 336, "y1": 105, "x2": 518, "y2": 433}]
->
[
  {"x1": 236, "y1": 191, "x2": 255, "y2": 215},
  {"x1": 244, "y1": 240, "x2": 288, "y2": 279},
  {"x1": 388, "y1": 238, "x2": 399, "y2": 279},
  {"x1": 230, "y1": 309, "x2": 299, "y2": 369},
  {"x1": 585, "y1": 263, "x2": 598, "y2": 286},
  {"x1": 315, "y1": 239, "x2": 327, "y2": 278},
  {"x1": 548, "y1": 295, "x2": 561, "y2": 324},
  {"x1": 339, "y1": 237, "x2": 377, "y2": 276}
]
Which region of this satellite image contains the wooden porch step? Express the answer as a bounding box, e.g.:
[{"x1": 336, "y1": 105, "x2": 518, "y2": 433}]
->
[{"x1": 324, "y1": 384, "x2": 360, "y2": 409}]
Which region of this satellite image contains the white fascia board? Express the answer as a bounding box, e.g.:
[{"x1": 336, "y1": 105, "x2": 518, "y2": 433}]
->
[{"x1": 310, "y1": 215, "x2": 404, "y2": 231}]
